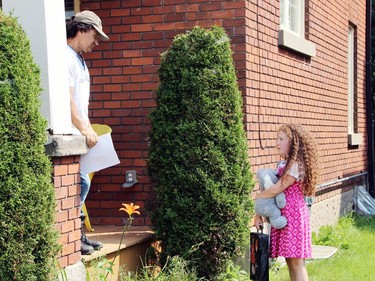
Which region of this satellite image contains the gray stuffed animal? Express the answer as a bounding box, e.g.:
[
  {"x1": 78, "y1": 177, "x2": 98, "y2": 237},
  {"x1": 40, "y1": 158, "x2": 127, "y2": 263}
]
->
[{"x1": 255, "y1": 168, "x2": 287, "y2": 229}]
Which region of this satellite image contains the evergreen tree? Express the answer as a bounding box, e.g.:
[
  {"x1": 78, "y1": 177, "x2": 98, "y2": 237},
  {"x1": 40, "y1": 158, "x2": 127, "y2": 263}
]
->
[
  {"x1": 0, "y1": 11, "x2": 59, "y2": 280},
  {"x1": 148, "y1": 26, "x2": 254, "y2": 279}
]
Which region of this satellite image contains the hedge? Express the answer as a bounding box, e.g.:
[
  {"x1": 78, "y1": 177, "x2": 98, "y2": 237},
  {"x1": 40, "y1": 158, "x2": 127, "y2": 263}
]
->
[
  {"x1": 148, "y1": 26, "x2": 254, "y2": 279},
  {"x1": 0, "y1": 10, "x2": 59, "y2": 280}
]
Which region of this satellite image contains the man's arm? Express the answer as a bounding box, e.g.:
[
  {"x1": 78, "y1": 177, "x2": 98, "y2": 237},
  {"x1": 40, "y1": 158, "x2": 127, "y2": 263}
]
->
[{"x1": 70, "y1": 86, "x2": 98, "y2": 148}]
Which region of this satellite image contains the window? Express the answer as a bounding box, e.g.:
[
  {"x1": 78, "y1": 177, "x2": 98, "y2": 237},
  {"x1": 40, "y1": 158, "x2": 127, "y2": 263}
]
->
[
  {"x1": 347, "y1": 24, "x2": 362, "y2": 146},
  {"x1": 280, "y1": 0, "x2": 303, "y2": 36},
  {"x1": 278, "y1": 0, "x2": 316, "y2": 57},
  {"x1": 64, "y1": 0, "x2": 77, "y2": 19}
]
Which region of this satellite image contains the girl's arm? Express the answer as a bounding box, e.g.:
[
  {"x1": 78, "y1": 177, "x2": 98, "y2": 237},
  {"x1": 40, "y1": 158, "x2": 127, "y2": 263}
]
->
[
  {"x1": 254, "y1": 214, "x2": 264, "y2": 230},
  {"x1": 255, "y1": 174, "x2": 296, "y2": 199}
]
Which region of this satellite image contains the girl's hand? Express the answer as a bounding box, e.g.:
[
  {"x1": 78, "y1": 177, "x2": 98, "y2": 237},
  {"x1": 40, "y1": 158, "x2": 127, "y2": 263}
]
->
[{"x1": 254, "y1": 215, "x2": 264, "y2": 231}]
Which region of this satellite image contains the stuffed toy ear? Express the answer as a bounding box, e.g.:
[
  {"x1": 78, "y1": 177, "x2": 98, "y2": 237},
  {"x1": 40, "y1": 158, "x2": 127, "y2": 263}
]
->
[
  {"x1": 257, "y1": 168, "x2": 278, "y2": 190},
  {"x1": 263, "y1": 175, "x2": 274, "y2": 189}
]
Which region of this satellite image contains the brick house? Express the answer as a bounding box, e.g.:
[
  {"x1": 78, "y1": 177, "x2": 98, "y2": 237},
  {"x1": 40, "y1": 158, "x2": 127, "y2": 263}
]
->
[
  {"x1": 71, "y1": 0, "x2": 370, "y2": 230},
  {"x1": 2, "y1": 0, "x2": 372, "y2": 277}
]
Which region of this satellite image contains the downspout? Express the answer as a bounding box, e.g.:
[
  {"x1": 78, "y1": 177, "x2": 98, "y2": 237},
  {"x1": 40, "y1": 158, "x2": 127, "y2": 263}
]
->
[{"x1": 366, "y1": 0, "x2": 375, "y2": 197}]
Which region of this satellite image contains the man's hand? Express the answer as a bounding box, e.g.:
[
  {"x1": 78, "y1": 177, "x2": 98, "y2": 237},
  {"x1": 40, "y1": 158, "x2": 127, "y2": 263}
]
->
[{"x1": 81, "y1": 127, "x2": 98, "y2": 148}]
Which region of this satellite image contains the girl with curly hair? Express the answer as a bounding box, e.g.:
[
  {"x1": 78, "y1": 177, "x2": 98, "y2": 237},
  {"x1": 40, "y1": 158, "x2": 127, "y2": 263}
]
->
[{"x1": 255, "y1": 123, "x2": 318, "y2": 281}]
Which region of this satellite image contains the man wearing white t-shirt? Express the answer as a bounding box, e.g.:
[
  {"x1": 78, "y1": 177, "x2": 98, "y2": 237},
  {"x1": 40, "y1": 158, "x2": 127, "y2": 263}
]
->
[{"x1": 66, "y1": 10, "x2": 109, "y2": 255}]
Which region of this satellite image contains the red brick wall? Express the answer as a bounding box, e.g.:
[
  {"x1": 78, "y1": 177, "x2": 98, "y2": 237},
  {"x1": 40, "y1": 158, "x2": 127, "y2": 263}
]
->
[
  {"x1": 245, "y1": 0, "x2": 367, "y2": 195},
  {"x1": 79, "y1": 0, "x2": 249, "y2": 226},
  {"x1": 54, "y1": 156, "x2": 81, "y2": 268},
  {"x1": 78, "y1": 0, "x2": 368, "y2": 226}
]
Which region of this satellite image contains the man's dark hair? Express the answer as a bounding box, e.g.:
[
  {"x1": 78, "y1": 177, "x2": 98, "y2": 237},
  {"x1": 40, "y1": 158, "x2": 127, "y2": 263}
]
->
[{"x1": 66, "y1": 17, "x2": 93, "y2": 39}]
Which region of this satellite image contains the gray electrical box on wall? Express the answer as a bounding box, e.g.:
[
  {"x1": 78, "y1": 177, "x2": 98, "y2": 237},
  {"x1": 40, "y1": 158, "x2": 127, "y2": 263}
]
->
[{"x1": 122, "y1": 170, "x2": 138, "y2": 188}]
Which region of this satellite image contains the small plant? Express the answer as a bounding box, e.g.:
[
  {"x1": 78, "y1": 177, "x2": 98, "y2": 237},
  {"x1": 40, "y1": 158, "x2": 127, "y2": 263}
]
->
[
  {"x1": 86, "y1": 203, "x2": 141, "y2": 281},
  {"x1": 55, "y1": 267, "x2": 68, "y2": 281},
  {"x1": 269, "y1": 259, "x2": 286, "y2": 276},
  {"x1": 312, "y1": 214, "x2": 354, "y2": 250},
  {"x1": 87, "y1": 257, "x2": 114, "y2": 281},
  {"x1": 216, "y1": 260, "x2": 250, "y2": 281},
  {"x1": 152, "y1": 255, "x2": 201, "y2": 281},
  {"x1": 108, "y1": 203, "x2": 141, "y2": 279},
  {"x1": 120, "y1": 255, "x2": 203, "y2": 281}
]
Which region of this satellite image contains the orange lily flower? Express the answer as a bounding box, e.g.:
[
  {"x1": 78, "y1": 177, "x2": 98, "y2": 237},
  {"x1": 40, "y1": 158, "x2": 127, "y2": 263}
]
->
[{"x1": 119, "y1": 203, "x2": 140, "y2": 216}]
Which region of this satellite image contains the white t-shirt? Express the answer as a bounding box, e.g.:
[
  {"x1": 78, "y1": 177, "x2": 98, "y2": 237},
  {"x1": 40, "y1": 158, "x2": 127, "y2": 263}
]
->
[
  {"x1": 278, "y1": 160, "x2": 301, "y2": 181},
  {"x1": 67, "y1": 45, "x2": 90, "y2": 134}
]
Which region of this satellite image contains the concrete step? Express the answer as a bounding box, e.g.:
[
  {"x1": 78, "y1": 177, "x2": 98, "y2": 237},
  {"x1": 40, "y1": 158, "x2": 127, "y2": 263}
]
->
[
  {"x1": 273, "y1": 245, "x2": 338, "y2": 266},
  {"x1": 83, "y1": 225, "x2": 155, "y2": 281},
  {"x1": 311, "y1": 245, "x2": 338, "y2": 259}
]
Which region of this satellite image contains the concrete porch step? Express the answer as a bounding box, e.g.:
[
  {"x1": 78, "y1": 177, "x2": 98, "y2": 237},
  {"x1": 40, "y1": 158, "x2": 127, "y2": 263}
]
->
[
  {"x1": 83, "y1": 225, "x2": 155, "y2": 281},
  {"x1": 273, "y1": 245, "x2": 338, "y2": 266}
]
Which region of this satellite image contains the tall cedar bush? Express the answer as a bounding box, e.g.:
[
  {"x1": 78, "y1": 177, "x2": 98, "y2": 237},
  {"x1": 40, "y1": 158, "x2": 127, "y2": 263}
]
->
[
  {"x1": 0, "y1": 11, "x2": 59, "y2": 280},
  {"x1": 148, "y1": 26, "x2": 254, "y2": 279}
]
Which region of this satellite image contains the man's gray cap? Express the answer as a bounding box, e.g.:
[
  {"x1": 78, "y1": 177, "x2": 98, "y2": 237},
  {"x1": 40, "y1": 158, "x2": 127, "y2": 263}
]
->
[{"x1": 74, "y1": 10, "x2": 109, "y2": 41}]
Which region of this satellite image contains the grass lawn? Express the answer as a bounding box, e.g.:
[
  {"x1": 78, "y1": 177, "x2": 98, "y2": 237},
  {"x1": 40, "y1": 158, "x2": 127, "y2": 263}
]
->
[{"x1": 270, "y1": 213, "x2": 375, "y2": 281}]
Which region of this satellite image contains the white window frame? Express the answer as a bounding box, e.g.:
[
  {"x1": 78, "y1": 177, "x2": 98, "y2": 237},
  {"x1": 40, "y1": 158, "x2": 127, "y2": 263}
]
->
[
  {"x1": 348, "y1": 26, "x2": 355, "y2": 134},
  {"x1": 280, "y1": 0, "x2": 304, "y2": 36},
  {"x1": 347, "y1": 25, "x2": 362, "y2": 146},
  {"x1": 278, "y1": 0, "x2": 316, "y2": 57},
  {"x1": 65, "y1": 0, "x2": 79, "y2": 19}
]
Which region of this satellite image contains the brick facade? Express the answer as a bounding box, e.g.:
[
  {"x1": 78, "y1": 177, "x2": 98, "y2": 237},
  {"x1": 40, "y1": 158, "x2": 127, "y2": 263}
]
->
[
  {"x1": 74, "y1": 0, "x2": 367, "y2": 227},
  {"x1": 53, "y1": 156, "x2": 82, "y2": 268}
]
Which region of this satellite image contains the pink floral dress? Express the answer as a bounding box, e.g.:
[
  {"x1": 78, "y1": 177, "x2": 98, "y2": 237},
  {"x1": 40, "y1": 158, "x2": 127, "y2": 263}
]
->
[{"x1": 270, "y1": 161, "x2": 312, "y2": 259}]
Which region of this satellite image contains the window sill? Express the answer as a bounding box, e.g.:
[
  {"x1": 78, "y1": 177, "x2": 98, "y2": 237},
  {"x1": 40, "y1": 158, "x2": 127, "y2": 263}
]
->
[
  {"x1": 278, "y1": 29, "x2": 316, "y2": 57},
  {"x1": 348, "y1": 133, "x2": 362, "y2": 146}
]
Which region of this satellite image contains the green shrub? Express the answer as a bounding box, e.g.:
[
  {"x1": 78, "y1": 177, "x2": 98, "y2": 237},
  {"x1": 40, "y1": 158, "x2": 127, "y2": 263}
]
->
[
  {"x1": 120, "y1": 255, "x2": 203, "y2": 281},
  {"x1": 0, "y1": 11, "x2": 59, "y2": 280},
  {"x1": 216, "y1": 260, "x2": 250, "y2": 281},
  {"x1": 148, "y1": 26, "x2": 254, "y2": 279},
  {"x1": 312, "y1": 213, "x2": 354, "y2": 250}
]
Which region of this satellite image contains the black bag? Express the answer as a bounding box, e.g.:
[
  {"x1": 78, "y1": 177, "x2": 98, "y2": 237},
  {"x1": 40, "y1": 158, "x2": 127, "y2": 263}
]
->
[{"x1": 250, "y1": 229, "x2": 269, "y2": 281}]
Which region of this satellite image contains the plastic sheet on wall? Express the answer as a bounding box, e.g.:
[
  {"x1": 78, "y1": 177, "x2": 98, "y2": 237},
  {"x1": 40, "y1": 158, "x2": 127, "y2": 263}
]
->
[{"x1": 354, "y1": 185, "x2": 375, "y2": 215}]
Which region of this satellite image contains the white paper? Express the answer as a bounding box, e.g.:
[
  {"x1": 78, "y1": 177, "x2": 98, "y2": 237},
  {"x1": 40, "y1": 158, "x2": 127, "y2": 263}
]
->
[{"x1": 80, "y1": 133, "x2": 120, "y2": 174}]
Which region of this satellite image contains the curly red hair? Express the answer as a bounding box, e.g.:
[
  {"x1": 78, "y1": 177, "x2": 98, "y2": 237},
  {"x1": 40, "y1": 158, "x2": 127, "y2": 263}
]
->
[{"x1": 278, "y1": 124, "x2": 319, "y2": 197}]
